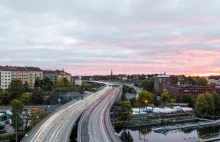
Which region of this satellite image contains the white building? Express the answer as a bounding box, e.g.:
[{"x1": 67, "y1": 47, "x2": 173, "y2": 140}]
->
[{"x1": 0, "y1": 70, "x2": 12, "y2": 90}]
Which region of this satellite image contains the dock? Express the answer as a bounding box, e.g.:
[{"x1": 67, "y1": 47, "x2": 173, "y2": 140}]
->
[{"x1": 154, "y1": 120, "x2": 220, "y2": 133}]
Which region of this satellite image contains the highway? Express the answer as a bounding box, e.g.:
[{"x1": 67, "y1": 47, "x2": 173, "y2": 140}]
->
[
  {"x1": 78, "y1": 86, "x2": 122, "y2": 142},
  {"x1": 21, "y1": 86, "x2": 112, "y2": 142}
]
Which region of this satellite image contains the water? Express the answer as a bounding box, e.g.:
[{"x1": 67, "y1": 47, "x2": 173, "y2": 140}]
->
[{"x1": 118, "y1": 125, "x2": 220, "y2": 142}]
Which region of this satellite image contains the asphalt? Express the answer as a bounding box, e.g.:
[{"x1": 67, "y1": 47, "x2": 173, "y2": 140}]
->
[
  {"x1": 21, "y1": 86, "x2": 111, "y2": 142},
  {"x1": 78, "y1": 87, "x2": 122, "y2": 142}
]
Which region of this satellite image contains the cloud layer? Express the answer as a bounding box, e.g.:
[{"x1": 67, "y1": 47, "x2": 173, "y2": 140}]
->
[{"x1": 0, "y1": 0, "x2": 220, "y2": 75}]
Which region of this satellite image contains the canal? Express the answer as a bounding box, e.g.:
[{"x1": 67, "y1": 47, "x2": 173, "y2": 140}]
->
[{"x1": 118, "y1": 125, "x2": 220, "y2": 142}]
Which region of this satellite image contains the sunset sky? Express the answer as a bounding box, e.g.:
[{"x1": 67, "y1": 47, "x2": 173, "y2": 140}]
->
[{"x1": 0, "y1": 0, "x2": 220, "y2": 76}]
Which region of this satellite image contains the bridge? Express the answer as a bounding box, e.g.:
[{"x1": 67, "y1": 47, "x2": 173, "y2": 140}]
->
[
  {"x1": 21, "y1": 82, "x2": 122, "y2": 142},
  {"x1": 78, "y1": 86, "x2": 122, "y2": 142}
]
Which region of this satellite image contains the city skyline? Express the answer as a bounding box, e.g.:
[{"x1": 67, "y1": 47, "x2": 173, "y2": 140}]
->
[{"x1": 0, "y1": 0, "x2": 220, "y2": 76}]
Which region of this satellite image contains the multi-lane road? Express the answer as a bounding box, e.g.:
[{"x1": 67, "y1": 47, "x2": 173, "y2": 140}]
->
[
  {"x1": 21, "y1": 86, "x2": 112, "y2": 142},
  {"x1": 78, "y1": 87, "x2": 122, "y2": 142}
]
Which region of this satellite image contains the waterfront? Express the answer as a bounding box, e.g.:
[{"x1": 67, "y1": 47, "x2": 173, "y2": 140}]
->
[{"x1": 118, "y1": 125, "x2": 220, "y2": 142}]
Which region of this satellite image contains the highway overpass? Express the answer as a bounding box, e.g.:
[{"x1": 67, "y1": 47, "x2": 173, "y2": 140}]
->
[
  {"x1": 21, "y1": 86, "x2": 113, "y2": 142},
  {"x1": 78, "y1": 86, "x2": 122, "y2": 142}
]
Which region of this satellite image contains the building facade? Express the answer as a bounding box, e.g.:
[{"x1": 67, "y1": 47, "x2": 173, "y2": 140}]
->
[
  {"x1": 25, "y1": 67, "x2": 43, "y2": 88},
  {"x1": 0, "y1": 70, "x2": 12, "y2": 90},
  {"x1": 9, "y1": 66, "x2": 28, "y2": 84},
  {"x1": 43, "y1": 70, "x2": 58, "y2": 84},
  {"x1": 56, "y1": 70, "x2": 72, "y2": 83},
  {"x1": 167, "y1": 85, "x2": 220, "y2": 100},
  {"x1": 154, "y1": 74, "x2": 171, "y2": 93}
]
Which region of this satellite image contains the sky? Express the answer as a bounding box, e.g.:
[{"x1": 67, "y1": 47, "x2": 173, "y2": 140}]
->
[{"x1": 0, "y1": 0, "x2": 220, "y2": 76}]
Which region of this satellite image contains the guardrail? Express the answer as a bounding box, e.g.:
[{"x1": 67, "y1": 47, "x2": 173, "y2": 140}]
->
[{"x1": 20, "y1": 92, "x2": 92, "y2": 142}]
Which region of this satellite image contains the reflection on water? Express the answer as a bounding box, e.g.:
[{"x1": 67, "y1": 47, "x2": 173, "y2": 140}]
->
[{"x1": 118, "y1": 125, "x2": 220, "y2": 142}]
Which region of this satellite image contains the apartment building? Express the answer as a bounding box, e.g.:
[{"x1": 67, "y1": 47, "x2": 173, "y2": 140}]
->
[
  {"x1": 43, "y1": 70, "x2": 58, "y2": 84},
  {"x1": 9, "y1": 66, "x2": 28, "y2": 84},
  {"x1": 0, "y1": 66, "x2": 12, "y2": 90},
  {"x1": 56, "y1": 70, "x2": 72, "y2": 83},
  {"x1": 25, "y1": 67, "x2": 43, "y2": 88},
  {"x1": 154, "y1": 74, "x2": 171, "y2": 93}
]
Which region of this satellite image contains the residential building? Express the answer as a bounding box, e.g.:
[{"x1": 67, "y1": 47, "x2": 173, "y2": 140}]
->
[
  {"x1": 167, "y1": 85, "x2": 220, "y2": 100},
  {"x1": 9, "y1": 66, "x2": 28, "y2": 84},
  {"x1": 154, "y1": 74, "x2": 171, "y2": 93},
  {"x1": 0, "y1": 67, "x2": 12, "y2": 90},
  {"x1": 43, "y1": 70, "x2": 58, "y2": 84},
  {"x1": 56, "y1": 70, "x2": 72, "y2": 83},
  {"x1": 25, "y1": 67, "x2": 43, "y2": 88}
]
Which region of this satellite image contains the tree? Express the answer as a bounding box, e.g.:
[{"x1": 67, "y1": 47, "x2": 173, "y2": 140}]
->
[
  {"x1": 24, "y1": 82, "x2": 31, "y2": 92},
  {"x1": 161, "y1": 90, "x2": 170, "y2": 105},
  {"x1": 121, "y1": 93, "x2": 127, "y2": 101},
  {"x1": 18, "y1": 92, "x2": 32, "y2": 104},
  {"x1": 195, "y1": 92, "x2": 215, "y2": 117},
  {"x1": 212, "y1": 91, "x2": 220, "y2": 114},
  {"x1": 137, "y1": 90, "x2": 154, "y2": 107},
  {"x1": 63, "y1": 77, "x2": 71, "y2": 87},
  {"x1": 11, "y1": 99, "x2": 24, "y2": 131},
  {"x1": 57, "y1": 78, "x2": 65, "y2": 87},
  {"x1": 120, "y1": 130, "x2": 134, "y2": 142},
  {"x1": 8, "y1": 79, "x2": 24, "y2": 100},
  {"x1": 34, "y1": 78, "x2": 42, "y2": 88},
  {"x1": 32, "y1": 88, "x2": 44, "y2": 104},
  {"x1": 181, "y1": 94, "x2": 194, "y2": 107},
  {"x1": 141, "y1": 79, "x2": 154, "y2": 93},
  {"x1": 119, "y1": 101, "x2": 133, "y2": 123},
  {"x1": 30, "y1": 108, "x2": 45, "y2": 128},
  {"x1": 196, "y1": 78, "x2": 208, "y2": 86},
  {"x1": 0, "y1": 88, "x2": 3, "y2": 104}
]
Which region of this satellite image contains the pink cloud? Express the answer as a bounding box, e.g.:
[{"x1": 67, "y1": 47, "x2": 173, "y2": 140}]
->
[
  {"x1": 166, "y1": 37, "x2": 201, "y2": 45},
  {"x1": 204, "y1": 38, "x2": 220, "y2": 44}
]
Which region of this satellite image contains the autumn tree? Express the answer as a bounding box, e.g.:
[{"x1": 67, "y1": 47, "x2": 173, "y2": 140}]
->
[
  {"x1": 137, "y1": 90, "x2": 154, "y2": 107},
  {"x1": 161, "y1": 90, "x2": 170, "y2": 105}
]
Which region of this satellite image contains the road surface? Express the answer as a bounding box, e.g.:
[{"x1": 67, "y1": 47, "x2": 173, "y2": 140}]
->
[
  {"x1": 21, "y1": 86, "x2": 112, "y2": 142},
  {"x1": 78, "y1": 87, "x2": 122, "y2": 142}
]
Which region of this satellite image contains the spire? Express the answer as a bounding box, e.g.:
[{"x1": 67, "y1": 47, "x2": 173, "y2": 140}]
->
[{"x1": 111, "y1": 69, "x2": 113, "y2": 76}]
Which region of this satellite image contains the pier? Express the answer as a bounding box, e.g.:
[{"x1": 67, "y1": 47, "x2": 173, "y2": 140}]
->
[{"x1": 154, "y1": 120, "x2": 220, "y2": 133}]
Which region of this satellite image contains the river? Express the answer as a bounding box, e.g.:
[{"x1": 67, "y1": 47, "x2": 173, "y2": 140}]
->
[{"x1": 118, "y1": 125, "x2": 220, "y2": 142}]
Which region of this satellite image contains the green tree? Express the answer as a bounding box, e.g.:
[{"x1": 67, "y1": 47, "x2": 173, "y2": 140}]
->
[
  {"x1": 8, "y1": 79, "x2": 24, "y2": 100},
  {"x1": 137, "y1": 90, "x2": 154, "y2": 107},
  {"x1": 0, "y1": 88, "x2": 3, "y2": 104},
  {"x1": 129, "y1": 98, "x2": 136, "y2": 107},
  {"x1": 121, "y1": 93, "x2": 127, "y2": 101},
  {"x1": 212, "y1": 91, "x2": 220, "y2": 114},
  {"x1": 63, "y1": 77, "x2": 71, "y2": 87},
  {"x1": 119, "y1": 101, "x2": 133, "y2": 123},
  {"x1": 24, "y1": 82, "x2": 31, "y2": 92},
  {"x1": 196, "y1": 78, "x2": 208, "y2": 86},
  {"x1": 181, "y1": 94, "x2": 195, "y2": 107},
  {"x1": 195, "y1": 92, "x2": 215, "y2": 117},
  {"x1": 18, "y1": 92, "x2": 32, "y2": 104},
  {"x1": 161, "y1": 90, "x2": 170, "y2": 105},
  {"x1": 11, "y1": 99, "x2": 24, "y2": 131},
  {"x1": 141, "y1": 79, "x2": 154, "y2": 93}
]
